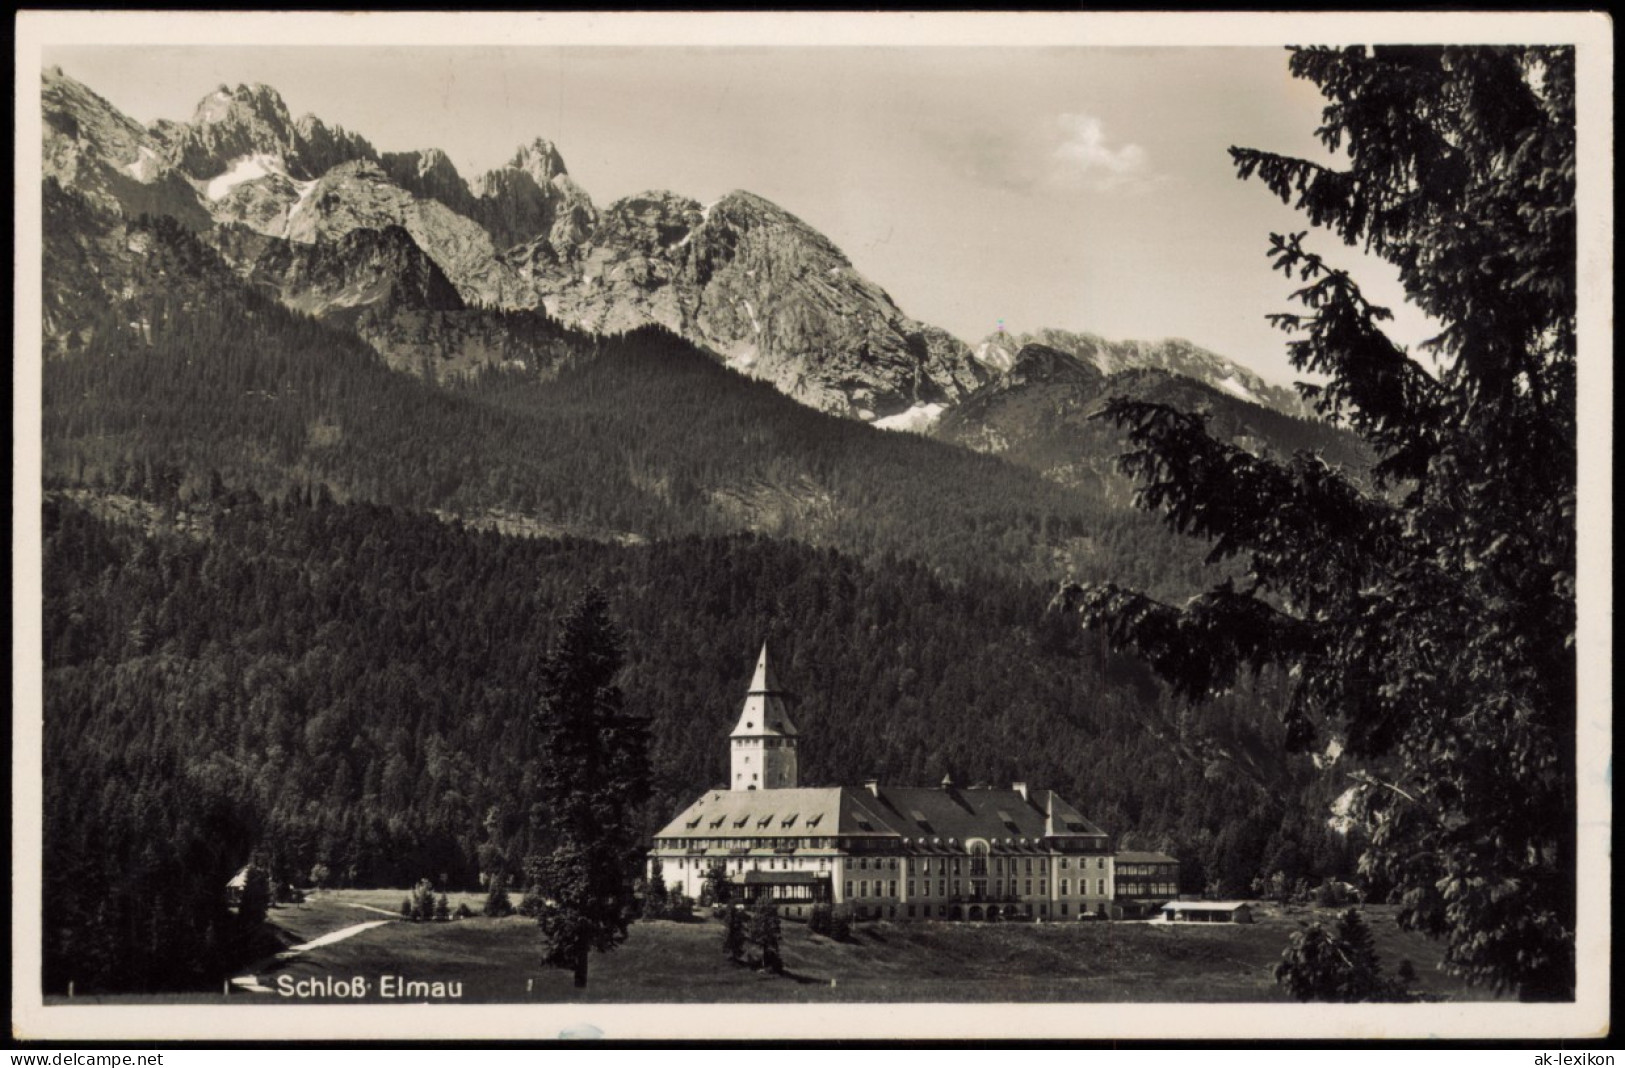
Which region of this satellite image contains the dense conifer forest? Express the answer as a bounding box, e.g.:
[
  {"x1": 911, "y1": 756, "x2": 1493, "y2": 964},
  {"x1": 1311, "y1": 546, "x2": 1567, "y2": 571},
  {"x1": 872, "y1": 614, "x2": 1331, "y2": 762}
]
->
[{"x1": 42, "y1": 491, "x2": 1358, "y2": 990}]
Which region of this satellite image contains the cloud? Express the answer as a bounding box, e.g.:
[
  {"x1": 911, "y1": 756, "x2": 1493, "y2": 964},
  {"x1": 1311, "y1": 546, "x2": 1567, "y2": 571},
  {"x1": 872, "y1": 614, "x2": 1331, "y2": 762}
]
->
[
  {"x1": 915, "y1": 110, "x2": 1161, "y2": 197},
  {"x1": 1047, "y1": 113, "x2": 1157, "y2": 192}
]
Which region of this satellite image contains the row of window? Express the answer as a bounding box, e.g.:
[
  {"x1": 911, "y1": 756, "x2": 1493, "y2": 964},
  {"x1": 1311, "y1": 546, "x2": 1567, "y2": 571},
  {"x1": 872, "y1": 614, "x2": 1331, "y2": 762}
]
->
[
  {"x1": 897, "y1": 856, "x2": 1105, "y2": 876},
  {"x1": 1118, "y1": 882, "x2": 1179, "y2": 896},
  {"x1": 660, "y1": 850, "x2": 1114, "y2": 874},
  {"x1": 842, "y1": 878, "x2": 1112, "y2": 900}
]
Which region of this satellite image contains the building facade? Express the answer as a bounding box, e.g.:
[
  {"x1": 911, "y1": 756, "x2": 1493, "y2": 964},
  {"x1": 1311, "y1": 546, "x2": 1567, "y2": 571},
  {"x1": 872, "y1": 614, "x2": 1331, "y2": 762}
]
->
[
  {"x1": 1111, "y1": 850, "x2": 1181, "y2": 919},
  {"x1": 648, "y1": 645, "x2": 1125, "y2": 921}
]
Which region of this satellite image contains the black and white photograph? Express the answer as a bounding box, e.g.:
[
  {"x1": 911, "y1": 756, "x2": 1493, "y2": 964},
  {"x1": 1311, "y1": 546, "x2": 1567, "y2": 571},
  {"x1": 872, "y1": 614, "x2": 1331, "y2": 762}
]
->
[{"x1": 12, "y1": 10, "x2": 1612, "y2": 1043}]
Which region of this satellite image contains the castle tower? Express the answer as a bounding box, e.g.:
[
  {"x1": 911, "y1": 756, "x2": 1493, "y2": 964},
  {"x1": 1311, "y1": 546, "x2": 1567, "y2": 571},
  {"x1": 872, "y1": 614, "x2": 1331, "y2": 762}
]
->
[{"x1": 730, "y1": 642, "x2": 798, "y2": 790}]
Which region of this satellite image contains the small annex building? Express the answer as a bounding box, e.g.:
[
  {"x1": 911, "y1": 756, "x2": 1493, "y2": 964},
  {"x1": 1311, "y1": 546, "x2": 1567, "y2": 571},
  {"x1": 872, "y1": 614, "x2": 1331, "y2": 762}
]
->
[
  {"x1": 648, "y1": 644, "x2": 1119, "y2": 921},
  {"x1": 1160, "y1": 900, "x2": 1255, "y2": 924},
  {"x1": 1113, "y1": 850, "x2": 1181, "y2": 919}
]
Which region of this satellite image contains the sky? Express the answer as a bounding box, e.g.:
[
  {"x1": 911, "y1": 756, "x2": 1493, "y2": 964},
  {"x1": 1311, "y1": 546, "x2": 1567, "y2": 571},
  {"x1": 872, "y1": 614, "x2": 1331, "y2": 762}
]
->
[{"x1": 46, "y1": 42, "x2": 1441, "y2": 389}]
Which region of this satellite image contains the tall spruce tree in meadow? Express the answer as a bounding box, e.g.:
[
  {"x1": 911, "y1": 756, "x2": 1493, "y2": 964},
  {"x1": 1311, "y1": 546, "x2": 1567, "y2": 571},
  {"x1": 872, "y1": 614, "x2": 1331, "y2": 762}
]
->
[
  {"x1": 237, "y1": 863, "x2": 271, "y2": 928},
  {"x1": 483, "y1": 873, "x2": 514, "y2": 918},
  {"x1": 642, "y1": 856, "x2": 671, "y2": 919},
  {"x1": 529, "y1": 586, "x2": 651, "y2": 988},
  {"x1": 1063, "y1": 45, "x2": 1577, "y2": 1000},
  {"x1": 1276, "y1": 908, "x2": 1404, "y2": 1002},
  {"x1": 722, "y1": 905, "x2": 747, "y2": 965},
  {"x1": 749, "y1": 901, "x2": 784, "y2": 974}
]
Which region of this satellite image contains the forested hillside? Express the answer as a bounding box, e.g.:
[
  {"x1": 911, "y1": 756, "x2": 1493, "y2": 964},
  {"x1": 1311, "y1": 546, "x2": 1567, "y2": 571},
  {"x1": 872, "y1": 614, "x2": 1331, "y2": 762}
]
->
[
  {"x1": 43, "y1": 489, "x2": 1358, "y2": 990},
  {"x1": 43, "y1": 185, "x2": 1230, "y2": 593}
]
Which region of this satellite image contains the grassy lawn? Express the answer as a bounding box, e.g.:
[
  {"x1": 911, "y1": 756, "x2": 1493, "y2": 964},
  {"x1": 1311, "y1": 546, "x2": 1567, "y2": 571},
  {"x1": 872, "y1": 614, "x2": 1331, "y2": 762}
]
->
[
  {"x1": 228, "y1": 895, "x2": 1496, "y2": 1004},
  {"x1": 52, "y1": 893, "x2": 1501, "y2": 1005}
]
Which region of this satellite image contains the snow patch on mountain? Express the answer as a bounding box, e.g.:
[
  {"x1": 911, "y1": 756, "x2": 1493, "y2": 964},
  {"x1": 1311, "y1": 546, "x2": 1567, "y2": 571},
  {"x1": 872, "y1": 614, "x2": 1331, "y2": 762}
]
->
[
  {"x1": 1213, "y1": 375, "x2": 1260, "y2": 404},
  {"x1": 206, "y1": 153, "x2": 286, "y2": 200},
  {"x1": 283, "y1": 175, "x2": 320, "y2": 232},
  {"x1": 873, "y1": 402, "x2": 947, "y2": 433}
]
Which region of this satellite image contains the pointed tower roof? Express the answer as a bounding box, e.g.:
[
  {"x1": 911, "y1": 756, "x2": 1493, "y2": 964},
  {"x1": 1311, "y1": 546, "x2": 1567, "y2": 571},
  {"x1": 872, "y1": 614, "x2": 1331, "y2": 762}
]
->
[{"x1": 731, "y1": 642, "x2": 798, "y2": 738}]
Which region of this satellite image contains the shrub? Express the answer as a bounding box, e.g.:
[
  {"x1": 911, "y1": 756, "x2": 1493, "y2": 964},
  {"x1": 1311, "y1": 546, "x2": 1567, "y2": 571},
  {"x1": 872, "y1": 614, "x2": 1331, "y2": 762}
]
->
[
  {"x1": 809, "y1": 902, "x2": 834, "y2": 937},
  {"x1": 518, "y1": 884, "x2": 548, "y2": 918},
  {"x1": 666, "y1": 890, "x2": 694, "y2": 921},
  {"x1": 483, "y1": 874, "x2": 514, "y2": 918},
  {"x1": 1275, "y1": 909, "x2": 1408, "y2": 1002}
]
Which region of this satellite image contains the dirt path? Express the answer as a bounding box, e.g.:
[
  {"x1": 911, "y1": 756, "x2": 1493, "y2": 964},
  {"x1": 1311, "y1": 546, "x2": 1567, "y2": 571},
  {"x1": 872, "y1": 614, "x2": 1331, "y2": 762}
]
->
[
  {"x1": 230, "y1": 918, "x2": 394, "y2": 993},
  {"x1": 275, "y1": 919, "x2": 392, "y2": 958},
  {"x1": 344, "y1": 902, "x2": 406, "y2": 917}
]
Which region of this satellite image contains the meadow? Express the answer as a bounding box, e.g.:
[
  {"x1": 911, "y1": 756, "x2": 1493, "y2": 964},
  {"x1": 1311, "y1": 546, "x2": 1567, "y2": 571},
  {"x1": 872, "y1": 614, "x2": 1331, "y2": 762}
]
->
[{"x1": 204, "y1": 891, "x2": 1496, "y2": 1005}]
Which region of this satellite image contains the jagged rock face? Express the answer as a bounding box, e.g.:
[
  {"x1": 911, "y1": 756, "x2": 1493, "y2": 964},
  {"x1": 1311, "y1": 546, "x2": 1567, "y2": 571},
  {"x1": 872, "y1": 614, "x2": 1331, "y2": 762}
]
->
[
  {"x1": 51, "y1": 68, "x2": 1322, "y2": 430},
  {"x1": 206, "y1": 167, "x2": 308, "y2": 235},
  {"x1": 282, "y1": 160, "x2": 537, "y2": 308},
  {"x1": 469, "y1": 138, "x2": 598, "y2": 254},
  {"x1": 380, "y1": 148, "x2": 477, "y2": 217},
  {"x1": 975, "y1": 327, "x2": 1310, "y2": 418},
  {"x1": 162, "y1": 83, "x2": 376, "y2": 182},
  {"x1": 511, "y1": 188, "x2": 989, "y2": 419},
  {"x1": 292, "y1": 114, "x2": 377, "y2": 177},
  {"x1": 206, "y1": 223, "x2": 564, "y2": 380},
  {"x1": 210, "y1": 224, "x2": 464, "y2": 318},
  {"x1": 510, "y1": 190, "x2": 703, "y2": 336},
  {"x1": 42, "y1": 68, "x2": 211, "y2": 227},
  {"x1": 166, "y1": 83, "x2": 301, "y2": 178}
]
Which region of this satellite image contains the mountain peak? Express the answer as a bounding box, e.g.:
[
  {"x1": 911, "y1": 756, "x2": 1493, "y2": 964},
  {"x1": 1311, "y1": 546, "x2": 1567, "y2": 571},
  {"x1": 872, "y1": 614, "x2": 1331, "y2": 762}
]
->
[
  {"x1": 509, "y1": 138, "x2": 568, "y2": 182},
  {"x1": 191, "y1": 82, "x2": 293, "y2": 128},
  {"x1": 1005, "y1": 343, "x2": 1102, "y2": 387}
]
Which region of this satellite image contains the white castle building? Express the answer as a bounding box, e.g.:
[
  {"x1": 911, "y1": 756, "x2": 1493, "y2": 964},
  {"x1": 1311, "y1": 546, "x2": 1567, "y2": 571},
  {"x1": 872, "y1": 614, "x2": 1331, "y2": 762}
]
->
[{"x1": 647, "y1": 644, "x2": 1133, "y2": 921}]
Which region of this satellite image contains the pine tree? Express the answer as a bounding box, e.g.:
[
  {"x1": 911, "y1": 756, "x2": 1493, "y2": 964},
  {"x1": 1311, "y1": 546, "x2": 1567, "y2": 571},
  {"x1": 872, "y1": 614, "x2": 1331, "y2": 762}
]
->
[
  {"x1": 237, "y1": 863, "x2": 271, "y2": 927},
  {"x1": 642, "y1": 857, "x2": 670, "y2": 920},
  {"x1": 1334, "y1": 908, "x2": 1387, "y2": 1001},
  {"x1": 722, "y1": 905, "x2": 747, "y2": 964},
  {"x1": 528, "y1": 586, "x2": 651, "y2": 988},
  {"x1": 1275, "y1": 908, "x2": 1403, "y2": 1002},
  {"x1": 483, "y1": 874, "x2": 514, "y2": 918},
  {"x1": 749, "y1": 901, "x2": 784, "y2": 973},
  {"x1": 1064, "y1": 45, "x2": 1576, "y2": 1001}
]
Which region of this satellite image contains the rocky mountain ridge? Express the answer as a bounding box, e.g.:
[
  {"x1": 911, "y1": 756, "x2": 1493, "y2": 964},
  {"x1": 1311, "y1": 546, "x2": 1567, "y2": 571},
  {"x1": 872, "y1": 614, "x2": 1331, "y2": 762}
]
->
[
  {"x1": 41, "y1": 66, "x2": 1307, "y2": 426},
  {"x1": 937, "y1": 341, "x2": 1367, "y2": 500},
  {"x1": 975, "y1": 327, "x2": 1311, "y2": 419}
]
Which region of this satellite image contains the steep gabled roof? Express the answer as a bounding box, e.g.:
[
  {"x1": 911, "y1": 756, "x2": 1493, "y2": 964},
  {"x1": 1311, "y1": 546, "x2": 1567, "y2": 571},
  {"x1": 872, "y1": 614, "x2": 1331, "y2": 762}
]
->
[
  {"x1": 1042, "y1": 790, "x2": 1107, "y2": 837},
  {"x1": 866, "y1": 785, "x2": 1058, "y2": 845},
  {"x1": 730, "y1": 642, "x2": 798, "y2": 738},
  {"x1": 653, "y1": 787, "x2": 895, "y2": 839}
]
